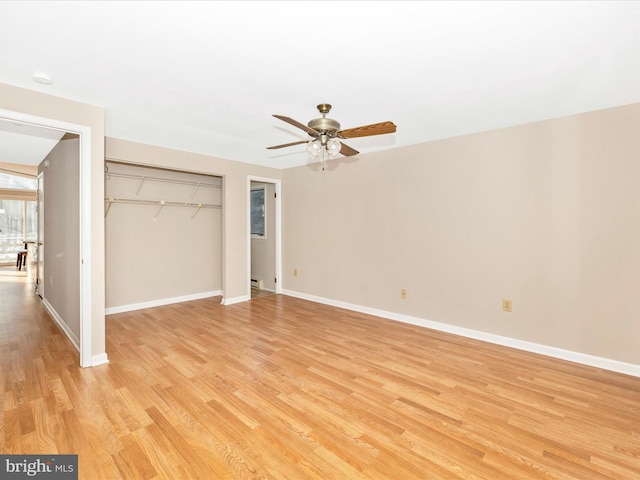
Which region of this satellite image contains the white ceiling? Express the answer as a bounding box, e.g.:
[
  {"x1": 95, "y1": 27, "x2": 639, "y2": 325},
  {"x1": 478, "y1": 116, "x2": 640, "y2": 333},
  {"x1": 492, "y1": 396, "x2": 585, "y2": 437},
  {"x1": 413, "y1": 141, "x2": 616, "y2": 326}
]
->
[
  {"x1": 0, "y1": 119, "x2": 64, "y2": 166},
  {"x1": 1, "y1": 1, "x2": 639, "y2": 169}
]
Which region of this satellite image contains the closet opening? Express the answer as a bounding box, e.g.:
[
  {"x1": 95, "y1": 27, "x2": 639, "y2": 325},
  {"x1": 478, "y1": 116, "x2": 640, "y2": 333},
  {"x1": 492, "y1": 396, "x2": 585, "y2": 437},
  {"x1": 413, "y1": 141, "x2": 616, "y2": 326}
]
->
[{"x1": 104, "y1": 160, "x2": 223, "y2": 315}]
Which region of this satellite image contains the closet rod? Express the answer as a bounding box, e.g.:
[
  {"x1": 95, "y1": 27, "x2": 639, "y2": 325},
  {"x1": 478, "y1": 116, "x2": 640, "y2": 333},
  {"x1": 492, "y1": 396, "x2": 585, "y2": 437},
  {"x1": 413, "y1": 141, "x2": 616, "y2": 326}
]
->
[
  {"x1": 104, "y1": 197, "x2": 222, "y2": 208},
  {"x1": 105, "y1": 171, "x2": 221, "y2": 189}
]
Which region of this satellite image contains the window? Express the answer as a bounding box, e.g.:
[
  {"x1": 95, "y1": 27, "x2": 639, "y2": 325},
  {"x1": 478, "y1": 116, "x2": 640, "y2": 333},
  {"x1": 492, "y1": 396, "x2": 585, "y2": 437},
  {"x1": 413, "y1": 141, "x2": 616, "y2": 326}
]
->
[
  {"x1": 0, "y1": 172, "x2": 37, "y2": 264},
  {"x1": 250, "y1": 185, "x2": 266, "y2": 238},
  {"x1": 0, "y1": 172, "x2": 37, "y2": 190}
]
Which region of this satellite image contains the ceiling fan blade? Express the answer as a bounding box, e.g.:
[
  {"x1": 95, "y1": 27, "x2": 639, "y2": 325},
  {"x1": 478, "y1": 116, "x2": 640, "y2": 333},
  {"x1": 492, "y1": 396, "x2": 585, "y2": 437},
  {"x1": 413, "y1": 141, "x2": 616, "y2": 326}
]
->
[
  {"x1": 337, "y1": 121, "x2": 397, "y2": 139},
  {"x1": 339, "y1": 142, "x2": 359, "y2": 157},
  {"x1": 273, "y1": 114, "x2": 319, "y2": 136},
  {"x1": 266, "y1": 140, "x2": 308, "y2": 150}
]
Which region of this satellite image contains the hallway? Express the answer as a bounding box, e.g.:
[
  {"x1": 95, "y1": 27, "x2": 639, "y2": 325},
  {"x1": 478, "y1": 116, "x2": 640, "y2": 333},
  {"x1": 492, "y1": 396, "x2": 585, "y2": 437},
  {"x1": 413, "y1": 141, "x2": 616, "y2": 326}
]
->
[{"x1": 0, "y1": 273, "x2": 81, "y2": 452}]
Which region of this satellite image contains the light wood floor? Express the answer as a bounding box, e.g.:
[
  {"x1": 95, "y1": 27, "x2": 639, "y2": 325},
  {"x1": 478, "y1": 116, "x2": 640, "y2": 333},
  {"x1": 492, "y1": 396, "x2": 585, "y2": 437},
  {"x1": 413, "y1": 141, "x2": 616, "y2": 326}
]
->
[
  {"x1": 0, "y1": 263, "x2": 28, "y2": 283},
  {"x1": 251, "y1": 288, "x2": 275, "y2": 300},
  {"x1": 2, "y1": 281, "x2": 640, "y2": 479}
]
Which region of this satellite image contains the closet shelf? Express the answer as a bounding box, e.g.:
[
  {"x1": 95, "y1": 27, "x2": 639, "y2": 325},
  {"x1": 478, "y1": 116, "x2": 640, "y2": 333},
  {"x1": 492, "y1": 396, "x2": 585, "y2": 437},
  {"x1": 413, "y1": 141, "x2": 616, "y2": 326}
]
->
[{"x1": 105, "y1": 170, "x2": 221, "y2": 195}]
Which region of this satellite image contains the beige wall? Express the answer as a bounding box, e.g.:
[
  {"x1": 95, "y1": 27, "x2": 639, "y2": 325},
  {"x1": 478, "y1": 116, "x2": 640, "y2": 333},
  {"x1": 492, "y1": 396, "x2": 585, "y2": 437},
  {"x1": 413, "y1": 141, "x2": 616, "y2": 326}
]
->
[
  {"x1": 40, "y1": 135, "x2": 80, "y2": 337},
  {"x1": 105, "y1": 162, "x2": 222, "y2": 309},
  {"x1": 105, "y1": 137, "x2": 282, "y2": 303},
  {"x1": 283, "y1": 103, "x2": 640, "y2": 365},
  {"x1": 251, "y1": 182, "x2": 276, "y2": 291},
  {"x1": 0, "y1": 82, "x2": 105, "y2": 362}
]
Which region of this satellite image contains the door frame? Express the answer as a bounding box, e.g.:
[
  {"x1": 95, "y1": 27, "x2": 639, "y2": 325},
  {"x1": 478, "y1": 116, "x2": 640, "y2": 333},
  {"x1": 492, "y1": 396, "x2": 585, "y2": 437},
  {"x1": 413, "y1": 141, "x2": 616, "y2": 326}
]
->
[
  {"x1": 0, "y1": 108, "x2": 93, "y2": 367},
  {"x1": 37, "y1": 172, "x2": 44, "y2": 297},
  {"x1": 247, "y1": 176, "x2": 282, "y2": 296}
]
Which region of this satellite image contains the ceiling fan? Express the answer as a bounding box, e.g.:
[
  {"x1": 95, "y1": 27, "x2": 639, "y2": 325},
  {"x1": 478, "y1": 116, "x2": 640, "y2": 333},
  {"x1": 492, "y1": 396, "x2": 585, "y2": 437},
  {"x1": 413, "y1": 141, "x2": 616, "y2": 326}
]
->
[{"x1": 267, "y1": 103, "x2": 396, "y2": 160}]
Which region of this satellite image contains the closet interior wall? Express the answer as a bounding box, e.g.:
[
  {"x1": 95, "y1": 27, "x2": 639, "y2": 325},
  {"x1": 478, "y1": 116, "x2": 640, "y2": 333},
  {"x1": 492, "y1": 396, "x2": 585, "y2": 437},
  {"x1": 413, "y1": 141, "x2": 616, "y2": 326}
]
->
[{"x1": 104, "y1": 161, "x2": 223, "y2": 313}]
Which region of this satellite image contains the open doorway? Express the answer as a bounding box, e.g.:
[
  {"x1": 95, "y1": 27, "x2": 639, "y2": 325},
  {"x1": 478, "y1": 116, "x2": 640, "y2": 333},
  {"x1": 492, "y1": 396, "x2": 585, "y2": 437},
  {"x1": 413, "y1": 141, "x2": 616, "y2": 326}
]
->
[
  {"x1": 0, "y1": 122, "x2": 59, "y2": 284},
  {"x1": 0, "y1": 110, "x2": 94, "y2": 367},
  {"x1": 248, "y1": 176, "x2": 281, "y2": 299},
  {"x1": 0, "y1": 167, "x2": 37, "y2": 279}
]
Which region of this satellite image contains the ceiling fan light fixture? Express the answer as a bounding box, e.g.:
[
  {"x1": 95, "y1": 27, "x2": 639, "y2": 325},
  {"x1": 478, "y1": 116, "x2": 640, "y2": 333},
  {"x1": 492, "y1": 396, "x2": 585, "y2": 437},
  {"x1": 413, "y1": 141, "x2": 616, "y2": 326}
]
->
[
  {"x1": 306, "y1": 139, "x2": 321, "y2": 157},
  {"x1": 326, "y1": 138, "x2": 341, "y2": 157}
]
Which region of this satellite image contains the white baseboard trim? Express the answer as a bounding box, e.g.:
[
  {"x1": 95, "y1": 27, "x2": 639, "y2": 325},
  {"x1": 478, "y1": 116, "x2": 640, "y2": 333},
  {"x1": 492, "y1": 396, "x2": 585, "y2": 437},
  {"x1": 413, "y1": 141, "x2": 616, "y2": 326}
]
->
[
  {"x1": 91, "y1": 353, "x2": 109, "y2": 367},
  {"x1": 43, "y1": 298, "x2": 109, "y2": 368},
  {"x1": 42, "y1": 298, "x2": 80, "y2": 352},
  {"x1": 282, "y1": 289, "x2": 640, "y2": 378},
  {"x1": 105, "y1": 290, "x2": 223, "y2": 315},
  {"x1": 222, "y1": 294, "x2": 251, "y2": 305}
]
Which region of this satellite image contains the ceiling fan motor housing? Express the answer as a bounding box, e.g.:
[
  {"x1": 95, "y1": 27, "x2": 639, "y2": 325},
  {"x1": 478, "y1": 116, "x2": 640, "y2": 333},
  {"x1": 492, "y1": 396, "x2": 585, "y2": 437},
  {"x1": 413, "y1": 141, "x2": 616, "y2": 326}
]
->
[
  {"x1": 308, "y1": 117, "x2": 340, "y2": 135},
  {"x1": 307, "y1": 103, "x2": 340, "y2": 135}
]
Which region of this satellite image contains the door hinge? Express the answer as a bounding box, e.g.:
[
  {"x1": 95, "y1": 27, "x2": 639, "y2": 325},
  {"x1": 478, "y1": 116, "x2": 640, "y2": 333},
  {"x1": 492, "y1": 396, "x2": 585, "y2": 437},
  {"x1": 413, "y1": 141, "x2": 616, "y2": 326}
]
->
[{"x1": 275, "y1": 277, "x2": 277, "y2": 283}]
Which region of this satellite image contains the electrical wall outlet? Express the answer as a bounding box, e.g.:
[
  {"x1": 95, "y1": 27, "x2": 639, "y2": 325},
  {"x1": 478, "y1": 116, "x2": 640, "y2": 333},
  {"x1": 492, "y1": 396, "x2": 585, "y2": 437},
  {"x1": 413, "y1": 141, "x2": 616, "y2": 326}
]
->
[
  {"x1": 401, "y1": 289, "x2": 407, "y2": 299},
  {"x1": 293, "y1": 268, "x2": 298, "y2": 277},
  {"x1": 502, "y1": 299, "x2": 512, "y2": 312}
]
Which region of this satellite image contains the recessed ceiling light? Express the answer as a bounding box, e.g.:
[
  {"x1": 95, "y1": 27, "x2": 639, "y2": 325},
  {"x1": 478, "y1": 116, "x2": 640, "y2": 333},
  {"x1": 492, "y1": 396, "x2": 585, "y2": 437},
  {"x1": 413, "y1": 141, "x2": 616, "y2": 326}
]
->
[{"x1": 33, "y1": 71, "x2": 53, "y2": 85}]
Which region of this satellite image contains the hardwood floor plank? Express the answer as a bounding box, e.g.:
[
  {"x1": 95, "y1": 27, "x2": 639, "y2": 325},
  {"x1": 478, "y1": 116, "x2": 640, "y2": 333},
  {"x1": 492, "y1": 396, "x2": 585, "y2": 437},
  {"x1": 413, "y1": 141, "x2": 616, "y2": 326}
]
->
[
  {"x1": 133, "y1": 423, "x2": 194, "y2": 480},
  {"x1": 29, "y1": 397, "x2": 57, "y2": 452},
  {"x1": 3, "y1": 407, "x2": 21, "y2": 452},
  {"x1": 112, "y1": 434, "x2": 158, "y2": 480},
  {"x1": 145, "y1": 405, "x2": 232, "y2": 479},
  {"x1": 399, "y1": 430, "x2": 494, "y2": 480}
]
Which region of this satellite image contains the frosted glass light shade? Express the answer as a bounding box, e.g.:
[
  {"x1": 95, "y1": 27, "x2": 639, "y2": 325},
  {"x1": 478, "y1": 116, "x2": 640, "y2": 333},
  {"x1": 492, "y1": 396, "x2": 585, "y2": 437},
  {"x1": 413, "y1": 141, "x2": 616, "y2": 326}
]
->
[
  {"x1": 306, "y1": 139, "x2": 321, "y2": 157},
  {"x1": 326, "y1": 138, "x2": 341, "y2": 157}
]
